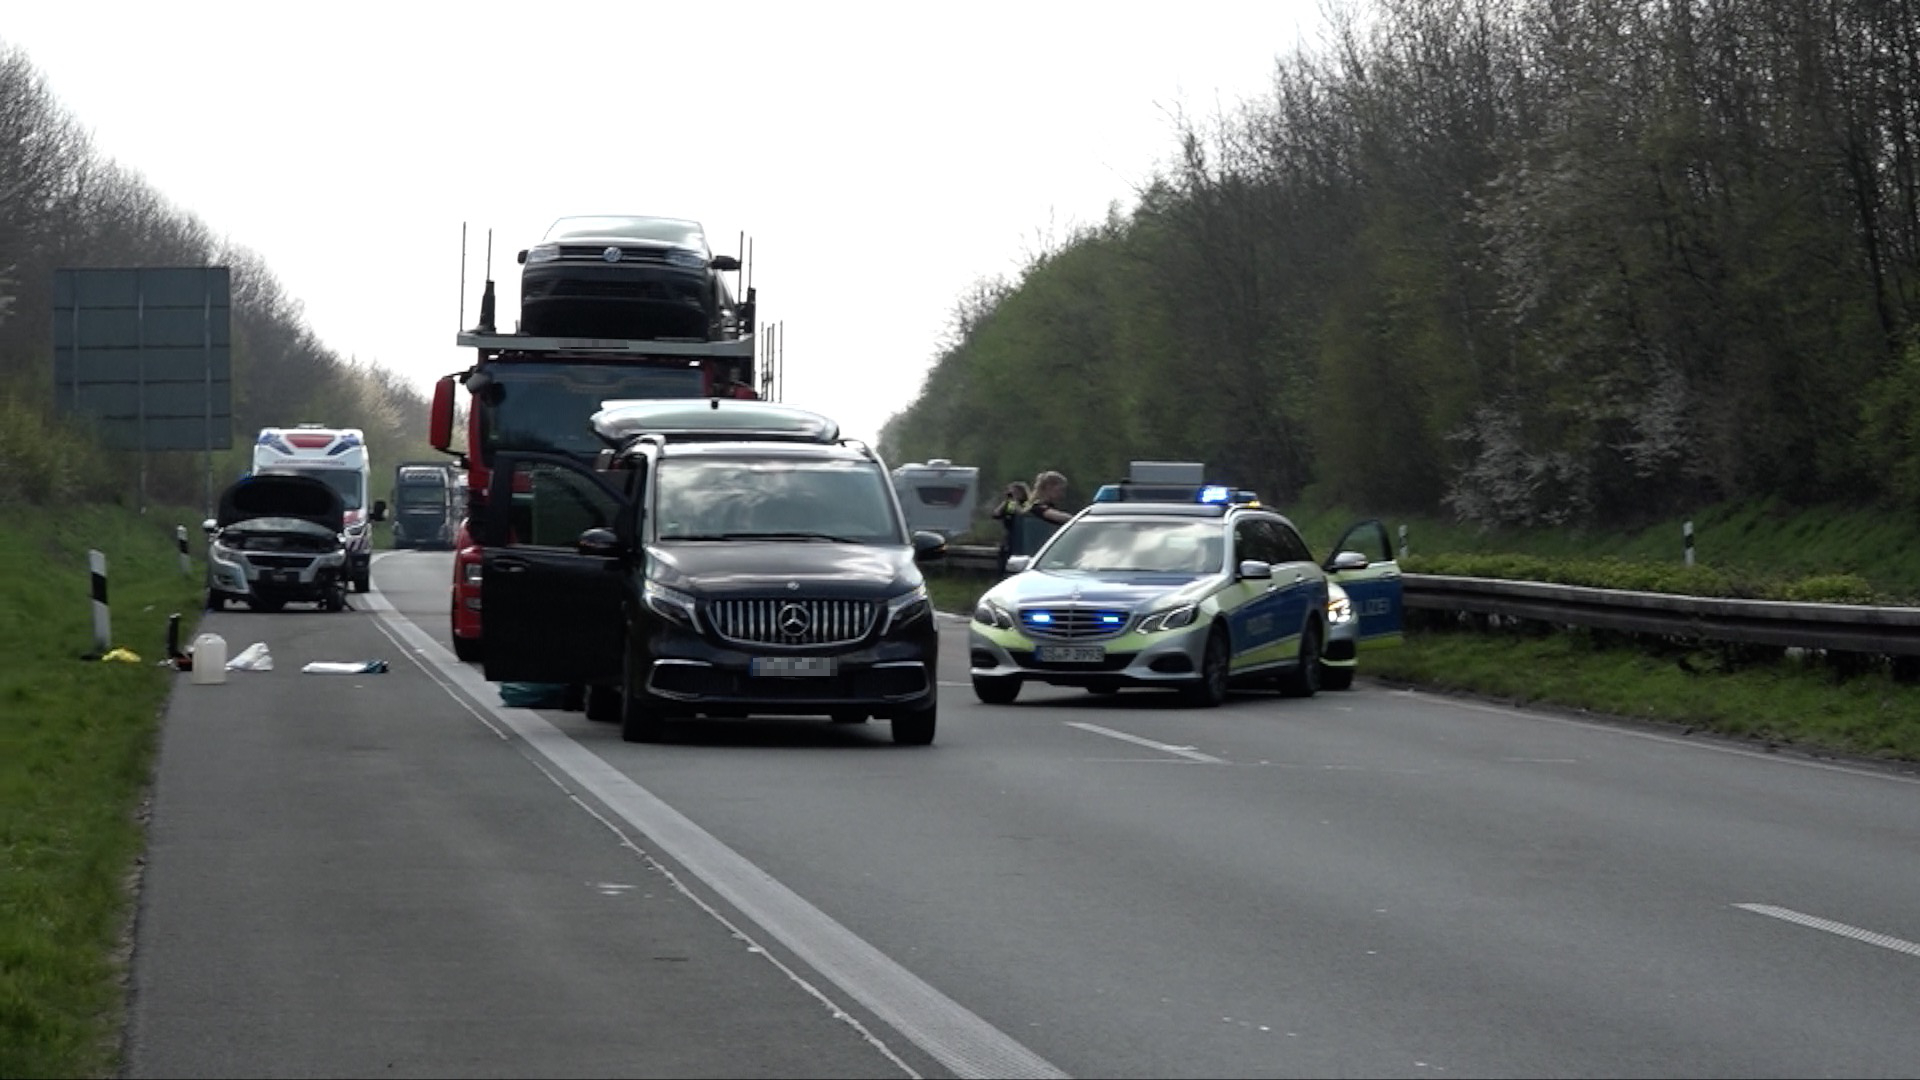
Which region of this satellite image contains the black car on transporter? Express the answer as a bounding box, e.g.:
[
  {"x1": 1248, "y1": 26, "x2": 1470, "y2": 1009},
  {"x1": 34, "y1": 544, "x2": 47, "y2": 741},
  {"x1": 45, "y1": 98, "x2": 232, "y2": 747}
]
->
[
  {"x1": 516, "y1": 215, "x2": 746, "y2": 341},
  {"x1": 475, "y1": 399, "x2": 947, "y2": 746}
]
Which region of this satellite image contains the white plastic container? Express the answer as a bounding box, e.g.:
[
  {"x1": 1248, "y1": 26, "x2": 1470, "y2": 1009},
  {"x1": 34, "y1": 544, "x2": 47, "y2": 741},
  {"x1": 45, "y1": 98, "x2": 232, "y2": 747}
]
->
[{"x1": 189, "y1": 633, "x2": 227, "y2": 685}]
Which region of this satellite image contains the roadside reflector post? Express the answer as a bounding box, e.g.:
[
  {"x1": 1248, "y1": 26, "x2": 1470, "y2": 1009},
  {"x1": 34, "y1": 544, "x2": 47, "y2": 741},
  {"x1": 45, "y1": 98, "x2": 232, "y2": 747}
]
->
[{"x1": 89, "y1": 550, "x2": 110, "y2": 654}]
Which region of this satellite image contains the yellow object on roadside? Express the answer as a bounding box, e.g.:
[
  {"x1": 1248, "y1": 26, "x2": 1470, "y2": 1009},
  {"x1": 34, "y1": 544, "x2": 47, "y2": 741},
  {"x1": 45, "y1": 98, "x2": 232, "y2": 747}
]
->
[{"x1": 100, "y1": 647, "x2": 141, "y2": 663}]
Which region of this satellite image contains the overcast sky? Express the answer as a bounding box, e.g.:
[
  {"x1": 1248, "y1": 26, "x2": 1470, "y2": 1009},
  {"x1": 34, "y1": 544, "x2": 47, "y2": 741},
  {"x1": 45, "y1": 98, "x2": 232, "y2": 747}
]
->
[{"x1": 5, "y1": 1, "x2": 1329, "y2": 446}]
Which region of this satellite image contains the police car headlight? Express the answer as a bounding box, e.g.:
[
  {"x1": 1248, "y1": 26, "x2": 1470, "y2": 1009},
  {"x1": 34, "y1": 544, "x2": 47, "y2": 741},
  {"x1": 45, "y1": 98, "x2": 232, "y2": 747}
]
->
[
  {"x1": 644, "y1": 580, "x2": 699, "y2": 628},
  {"x1": 1138, "y1": 602, "x2": 1199, "y2": 633},
  {"x1": 973, "y1": 600, "x2": 1015, "y2": 631},
  {"x1": 1327, "y1": 584, "x2": 1354, "y2": 626},
  {"x1": 884, "y1": 583, "x2": 931, "y2": 633}
]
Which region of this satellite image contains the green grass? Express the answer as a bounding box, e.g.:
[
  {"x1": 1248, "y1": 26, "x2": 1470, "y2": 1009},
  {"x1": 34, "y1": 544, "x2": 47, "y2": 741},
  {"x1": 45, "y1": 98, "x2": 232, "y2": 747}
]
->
[
  {"x1": 0, "y1": 505, "x2": 206, "y2": 1080},
  {"x1": 1359, "y1": 626, "x2": 1920, "y2": 764}
]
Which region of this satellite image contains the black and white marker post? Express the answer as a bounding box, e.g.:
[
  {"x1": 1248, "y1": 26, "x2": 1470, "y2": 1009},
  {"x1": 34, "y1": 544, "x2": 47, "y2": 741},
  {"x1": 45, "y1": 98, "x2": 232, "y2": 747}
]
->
[{"x1": 89, "y1": 549, "x2": 110, "y2": 655}]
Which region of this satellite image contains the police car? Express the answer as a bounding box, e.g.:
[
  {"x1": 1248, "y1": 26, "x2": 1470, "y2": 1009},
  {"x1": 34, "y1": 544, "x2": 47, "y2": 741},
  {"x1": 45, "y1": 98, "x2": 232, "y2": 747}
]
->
[{"x1": 969, "y1": 483, "x2": 1402, "y2": 705}]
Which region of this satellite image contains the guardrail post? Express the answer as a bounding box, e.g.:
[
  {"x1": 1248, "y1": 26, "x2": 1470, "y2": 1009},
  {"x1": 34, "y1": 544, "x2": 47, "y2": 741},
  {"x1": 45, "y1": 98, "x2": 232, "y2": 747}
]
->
[
  {"x1": 1684, "y1": 520, "x2": 1694, "y2": 567},
  {"x1": 1398, "y1": 524, "x2": 1409, "y2": 560},
  {"x1": 89, "y1": 549, "x2": 110, "y2": 654},
  {"x1": 177, "y1": 524, "x2": 190, "y2": 576}
]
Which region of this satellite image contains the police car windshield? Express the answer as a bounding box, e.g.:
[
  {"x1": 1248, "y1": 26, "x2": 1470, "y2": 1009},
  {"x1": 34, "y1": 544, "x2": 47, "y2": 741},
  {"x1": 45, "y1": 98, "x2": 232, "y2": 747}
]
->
[
  {"x1": 653, "y1": 457, "x2": 902, "y2": 544},
  {"x1": 1034, "y1": 519, "x2": 1225, "y2": 574}
]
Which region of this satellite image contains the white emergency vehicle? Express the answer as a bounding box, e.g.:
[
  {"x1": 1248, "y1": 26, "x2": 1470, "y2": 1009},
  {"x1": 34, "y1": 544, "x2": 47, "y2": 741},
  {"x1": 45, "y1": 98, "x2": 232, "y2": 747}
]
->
[{"x1": 252, "y1": 425, "x2": 386, "y2": 592}]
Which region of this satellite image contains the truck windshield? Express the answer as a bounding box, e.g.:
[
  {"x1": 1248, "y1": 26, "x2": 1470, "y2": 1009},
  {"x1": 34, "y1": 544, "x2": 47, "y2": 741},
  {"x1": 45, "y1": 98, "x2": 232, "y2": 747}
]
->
[
  {"x1": 653, "y1": 457, "x2": 903, "y2": 544},
  {"x1": 482, "y1": 362, "x2": 706, "y2": 458},
  {"x1": 397, "y1": 485, "x2": 446, "y2": 506}
]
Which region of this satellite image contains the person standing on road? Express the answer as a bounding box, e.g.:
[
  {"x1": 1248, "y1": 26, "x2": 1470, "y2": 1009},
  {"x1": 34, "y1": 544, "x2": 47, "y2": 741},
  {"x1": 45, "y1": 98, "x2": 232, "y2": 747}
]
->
[
  {"x1": 992, "y1": 480, "x2": 1030, "y2": 575},
  {"x1": 1026, "y1": 471, "x2": 1073, "y2": 526}
]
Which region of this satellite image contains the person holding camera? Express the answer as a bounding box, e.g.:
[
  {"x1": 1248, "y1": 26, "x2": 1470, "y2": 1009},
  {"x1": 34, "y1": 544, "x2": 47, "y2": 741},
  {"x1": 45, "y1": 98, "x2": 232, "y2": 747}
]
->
[{"x1": 992, "y1": 480, "x2": 1030, "y2": 575}]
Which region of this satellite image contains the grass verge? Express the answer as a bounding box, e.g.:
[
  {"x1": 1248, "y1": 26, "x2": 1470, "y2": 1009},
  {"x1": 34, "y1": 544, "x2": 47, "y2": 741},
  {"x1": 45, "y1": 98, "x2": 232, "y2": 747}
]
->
[{"x1": 0, "y1": 504, "x2": 205, "y2": 1079}]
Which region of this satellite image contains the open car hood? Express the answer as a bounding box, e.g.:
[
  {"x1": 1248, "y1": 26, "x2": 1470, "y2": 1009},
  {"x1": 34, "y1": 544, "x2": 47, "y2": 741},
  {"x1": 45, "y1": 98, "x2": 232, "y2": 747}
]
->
[{"x1": 216, "y1": 473, "x2": 346, "y2": 532}]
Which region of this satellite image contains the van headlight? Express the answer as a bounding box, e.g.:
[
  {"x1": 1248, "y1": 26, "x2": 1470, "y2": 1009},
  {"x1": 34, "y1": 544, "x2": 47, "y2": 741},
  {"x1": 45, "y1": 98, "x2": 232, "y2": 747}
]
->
[
  {"x1": 884, "y1": 583, "x2": 931, "y2": 633},
  {"x1": 644, "y1": 580, "x2": 699, "y2": 628}
]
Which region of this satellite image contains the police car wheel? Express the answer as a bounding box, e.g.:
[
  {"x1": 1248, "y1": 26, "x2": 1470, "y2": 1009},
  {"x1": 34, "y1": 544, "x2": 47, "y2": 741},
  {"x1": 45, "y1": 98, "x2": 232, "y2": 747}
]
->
[
  {"x1": 1278, "y1": 623, "x2": 1323, "y2": 698},
  {"x1": 973, "y1": 676, "x2": 1020, "y2": 705},
  {"x1": 1183, "y1": 628, "x2": 1231, "y2": 708}
]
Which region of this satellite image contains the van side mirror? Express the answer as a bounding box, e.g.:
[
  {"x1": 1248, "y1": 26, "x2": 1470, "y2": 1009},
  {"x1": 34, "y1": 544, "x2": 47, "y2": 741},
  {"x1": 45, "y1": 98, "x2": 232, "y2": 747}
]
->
[
  {"x1": 578, "y1": 527, "x2": 622, "y2": 557},
  {"x1": 911, "y1": 530, "x2": 947, "y2": 562},
  {"x1": 711, "y1": 254, "x2": 741, "y2": 272},
  {"x1": 516, "y1": 249, "x2": 528, "y2": 265}
]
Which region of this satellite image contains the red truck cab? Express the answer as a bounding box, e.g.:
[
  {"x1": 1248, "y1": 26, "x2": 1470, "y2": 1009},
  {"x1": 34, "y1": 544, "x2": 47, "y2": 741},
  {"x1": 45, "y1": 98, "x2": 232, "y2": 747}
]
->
[{"x1": 430, "y1": 332, "x2": 759, "y2": 663}]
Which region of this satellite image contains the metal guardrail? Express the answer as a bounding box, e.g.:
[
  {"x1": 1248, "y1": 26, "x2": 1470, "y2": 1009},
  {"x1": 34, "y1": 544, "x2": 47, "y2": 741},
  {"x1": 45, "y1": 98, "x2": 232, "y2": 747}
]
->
[
  {"x1": 938, "y1": 544, "x2": 1920, "y2": 657},
  {"x1": 1405, "y1": 574, "x2": 1920, "y2": 657}
]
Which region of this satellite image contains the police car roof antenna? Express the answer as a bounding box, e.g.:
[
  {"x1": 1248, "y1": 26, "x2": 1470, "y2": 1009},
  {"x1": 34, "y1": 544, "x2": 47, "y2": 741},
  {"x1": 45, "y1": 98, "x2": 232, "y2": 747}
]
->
[{"x1": 458, "y1": 222, "x2": 467, "y2": 333}]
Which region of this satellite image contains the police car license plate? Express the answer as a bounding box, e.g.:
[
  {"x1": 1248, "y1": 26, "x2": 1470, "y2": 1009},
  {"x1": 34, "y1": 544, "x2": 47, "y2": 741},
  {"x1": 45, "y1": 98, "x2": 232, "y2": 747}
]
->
[
  {"x1": 751, "y1": 656, "x2": 836, "y2": 677},
  {"x1": 1037, "y1": 645, "x2": 1104, "y2": 663}
]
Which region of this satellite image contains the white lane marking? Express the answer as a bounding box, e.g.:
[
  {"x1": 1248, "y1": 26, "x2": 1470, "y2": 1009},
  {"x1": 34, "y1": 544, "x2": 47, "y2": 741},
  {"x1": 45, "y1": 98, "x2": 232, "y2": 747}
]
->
[
  {"x1": 1735, "y1": 904, "x2": 1920, "y2": 958},
  {"x1": 1064, "y1": 722, "x2": 1226, "y2": 764},
  {"x1": 360, "y1": 588, "x2": 1070, "y2": 1080}
]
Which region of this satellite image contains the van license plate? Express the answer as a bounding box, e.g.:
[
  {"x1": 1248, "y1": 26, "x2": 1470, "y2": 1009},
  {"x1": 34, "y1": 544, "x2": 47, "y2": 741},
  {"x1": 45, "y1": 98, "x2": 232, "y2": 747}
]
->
[
  {"x1": 1037, "y1": 645, "x2": 1104, "y2": 663},
  {"x1": 752, "y1": 656, "x2": 836, "y2": 677}
]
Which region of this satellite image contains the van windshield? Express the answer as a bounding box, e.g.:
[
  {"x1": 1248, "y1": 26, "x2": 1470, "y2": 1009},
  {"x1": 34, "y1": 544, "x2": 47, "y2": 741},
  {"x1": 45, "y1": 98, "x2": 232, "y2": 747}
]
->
[{"x1": 653, "y1": 456, "x2": 902, "y2": 544}]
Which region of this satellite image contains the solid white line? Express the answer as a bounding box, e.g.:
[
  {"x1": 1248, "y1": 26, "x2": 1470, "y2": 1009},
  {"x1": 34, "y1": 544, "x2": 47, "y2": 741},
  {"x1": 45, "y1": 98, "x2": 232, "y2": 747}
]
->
[
  {"x1": 1064, "y1": 721, "x2": 1226, "y2": 764},
  {"x1": 360, "y1": 588, "x2": 1070, "y2": 1080},
  {"x1": 1734, "y1": 904, "x2": 1920, "y2": 958}
]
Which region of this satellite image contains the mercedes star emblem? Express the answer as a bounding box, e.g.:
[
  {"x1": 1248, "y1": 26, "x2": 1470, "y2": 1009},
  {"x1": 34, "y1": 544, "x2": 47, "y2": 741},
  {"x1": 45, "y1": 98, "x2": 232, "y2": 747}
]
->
[{"x1": 777, "y1": 603, "x2": 811, "y2": 637}]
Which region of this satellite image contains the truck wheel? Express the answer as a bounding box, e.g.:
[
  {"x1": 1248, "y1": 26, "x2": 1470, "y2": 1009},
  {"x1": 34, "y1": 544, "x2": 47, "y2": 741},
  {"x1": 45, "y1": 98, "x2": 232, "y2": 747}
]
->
[
  {"x1": 585, "y1": 684, "x2": 621, "y2": 722},
  {"x1": 451, "y1": 632, "x2": 482, "y2": 663}
]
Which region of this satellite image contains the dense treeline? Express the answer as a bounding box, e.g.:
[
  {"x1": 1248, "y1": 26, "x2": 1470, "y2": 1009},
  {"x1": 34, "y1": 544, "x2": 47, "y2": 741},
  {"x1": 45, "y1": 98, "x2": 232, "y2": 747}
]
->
[
  {"x1": 0, "y1": 43, "x2": 435, "y2": 508},
  {"x1": 878, "y1": 0, "x2": 1920, "y2": 530}
]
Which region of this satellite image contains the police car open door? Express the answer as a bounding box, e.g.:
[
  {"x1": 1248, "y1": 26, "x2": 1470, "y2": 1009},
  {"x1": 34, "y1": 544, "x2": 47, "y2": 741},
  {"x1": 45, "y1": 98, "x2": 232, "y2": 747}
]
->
[
  {"x1": 479, "y1": 452, "x2": 631, "y2": 686},
  {"x1": 1325, "y1": 519, "x2": 1405, "y2": 650}
]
